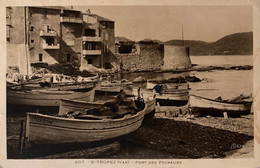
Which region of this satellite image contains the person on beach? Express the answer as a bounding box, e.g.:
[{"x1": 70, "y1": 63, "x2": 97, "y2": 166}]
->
[{"x1": 153, "y1": 84, "x2": 163, "y2": 95}]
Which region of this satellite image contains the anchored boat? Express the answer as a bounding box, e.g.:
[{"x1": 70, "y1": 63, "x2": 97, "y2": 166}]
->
[
  {"x1": 189, "y1": 94, "x2": 252, "y2": 116},
  {"x1": 135, "y1": 88, "x2": 189, "y2": 106}
]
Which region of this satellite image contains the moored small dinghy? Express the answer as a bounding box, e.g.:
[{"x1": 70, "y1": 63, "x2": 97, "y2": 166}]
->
[
  {"x1": 146, "y1": 82, "x2": 190, "y2": 106},
  {"x1": 138, "y1": 87, "x2": 189, "y2": 106},
  {"x1": 155, "y1": 90, "x2": 189, "y2": 106},
  {"x1": 189, "y1": 94, "x2": 253, "y2": 116}
]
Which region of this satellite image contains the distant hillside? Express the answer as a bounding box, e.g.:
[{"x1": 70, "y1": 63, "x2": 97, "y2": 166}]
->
[
  {"x1": 115, "y1": 36, "x2": 132, "y2": 43},
  {"x1": 139, "y1": 38, "x2": 164, "y2": 44},
  {"x1": 164, "y1": 32, "x2": 253, "y2": 55}
]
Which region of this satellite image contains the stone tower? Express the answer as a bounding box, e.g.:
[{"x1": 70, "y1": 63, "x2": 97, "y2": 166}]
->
[{"x1": 162, "y1": 45, "x2": 192, "y2": 70}]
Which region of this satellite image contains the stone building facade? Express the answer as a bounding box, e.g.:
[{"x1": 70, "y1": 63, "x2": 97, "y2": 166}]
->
[
  {"x1": 6, "y1": 6, "x2": 116, "y2": 74},
  {"x1": 80, "y1": 13, "x2": 116, "y2": 70},
  {"x1": 116, "y1": 43, "x2": 191, "y2": 72},
  {"x1": 6, "y1": 7, "x2": 31, "y2": 75}
]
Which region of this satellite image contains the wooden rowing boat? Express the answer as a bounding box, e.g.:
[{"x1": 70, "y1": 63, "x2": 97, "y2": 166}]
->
[
  {"x1": 146, "y1": 81, "x2": 190, "y2": 106},
  {"x1": 58, "y1": 99, "x2": 103, "y2": 115},
  {"x1": 7, "y1": 83, "x2": 99, "y2": 107},
  {"x1": 59, "y1": 97, "x2": 155, "y2": 119},
  {"x1": 134, "y1": 88, "x2": 189, "y2": 106},
  {"x1": 189, "y1": 94, "x2": 252, "y2": 116},
  {"x1": 23, "y1": 103, "x2": 146, "y2": 145},
  {"x1": 96, "y1": 80, "x2": 133, "y2": 96},
  {"x1": 7, "y1": 74, "x2": 100, "y2": 91},
  {"x1": 146, "y1": 81, "x2": 189, "y2": 90},
  {"x1": 155, "y1": 90, "x2": 189, "y2": 106},
  {"x1": 132, "y1": 88, "x2": 156, "y2": 116},
  {"x1": 147, "y1": 81, "x2": 178, "y2": 90}
]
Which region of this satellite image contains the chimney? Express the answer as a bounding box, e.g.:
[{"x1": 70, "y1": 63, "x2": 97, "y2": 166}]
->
[{"x1": 86, "y1": 9, "x2": 91, "y2": 14}]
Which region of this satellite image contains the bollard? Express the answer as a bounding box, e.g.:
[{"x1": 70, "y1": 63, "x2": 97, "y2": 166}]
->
[{"x1": 223, "y1": 112, "x2": 228, "y2": 119}]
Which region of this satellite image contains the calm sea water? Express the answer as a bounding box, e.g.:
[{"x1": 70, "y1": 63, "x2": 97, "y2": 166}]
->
[
  {"x1": 116, "y1": 55, "x2": 253, "y2": 99},
  {"x1": 189, "y1": 55, "x2": 253, "y2": 99},
  {"x1": 190, "y1": 55, "x2": 253, "y2": 66}
]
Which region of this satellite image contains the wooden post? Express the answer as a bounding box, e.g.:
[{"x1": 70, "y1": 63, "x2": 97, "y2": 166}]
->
[
  {"x1": 19, "y1": 120, "x2": 25, "y2": 155},
  {"x1": 36, "y1": 107, "x2": 39, "y2": 113},
  {"x1": 23, "y1": 114, "x2": 30, "y2": 152},
  {"x1": 223, "y1": 112, "x2": 228, "y2": 119}
]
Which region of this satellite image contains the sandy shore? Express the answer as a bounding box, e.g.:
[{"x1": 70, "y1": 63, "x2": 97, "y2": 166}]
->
[{"x1": 6, "y1": 109, "x2": 253, "y2": 159}]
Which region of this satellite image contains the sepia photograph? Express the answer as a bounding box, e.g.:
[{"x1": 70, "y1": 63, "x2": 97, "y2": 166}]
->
[{"x1": 2, "y1": 0, "x2": 260, "y2": 167}]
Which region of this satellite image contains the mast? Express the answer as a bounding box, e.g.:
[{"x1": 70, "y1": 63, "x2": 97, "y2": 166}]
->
[
  {"x1": 24, "y1": 6, "x2": 29, "y2": 75},
  {"x1": 182, "y1": 25, "x2": 184, "y2": 46},
  {"x1": 24, "y1": 6, "x2": 31, "y2": 75}
]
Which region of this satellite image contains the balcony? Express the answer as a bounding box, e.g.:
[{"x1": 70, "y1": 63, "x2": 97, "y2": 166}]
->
[
  {"x1": 40, "y1": 30, "x2": 57, "y2": 37},
  {"x1": 82, "y1": 50, "x2": 101, "y2": 55},
  {"x1": 60, "y1": 16, "x2": 83, "y2": 23},
  {"x1": 43, "y1": 44, "x2": 60, "y2": 50},
  {"x1": 82, "y1": 36, "x2": 101, "y2": 42}
]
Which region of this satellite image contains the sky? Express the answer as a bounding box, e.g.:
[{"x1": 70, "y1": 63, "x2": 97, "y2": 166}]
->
[{"x1": 74, "y1": 5, "x2": 252, "y2": 42}]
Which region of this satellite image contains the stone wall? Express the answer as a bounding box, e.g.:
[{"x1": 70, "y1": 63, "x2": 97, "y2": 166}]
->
[
  {"x1": 163, "y1": 45, "x2": 191, "y2": 70},
  {"x1": 6, "y1": 44, "x2": 32, "y2": 75},
  {"x1": 117, "y1": 43, "x2": 164, "y2": 72},
  {"x1": 6, "y1": 7, "x2": 32, "y2": 75}
]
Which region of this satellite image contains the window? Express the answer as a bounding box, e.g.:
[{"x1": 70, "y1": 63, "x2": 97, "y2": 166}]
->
[
  {"x1": 100, "y1": 22, "x2": 107, "y2": 28},
  {"x1": 67, "y1": 54, "x2": 71, "y2": 62},
  {"x1": 46, "y1": 37, "x2": 54, "y2": 46},
  {"x1": 46, "y1": 25, "x2": 51, "y2": 33},
  {"x1": 84, "y1": 42, "x2": 101, "y2": 50},
  {"x1": 31, "y1": 39, "x2": 34, "y2": 43},
  {"x1": 6, "y1": 25, "x2": 10, "y2": 41},
  {"x1": 39, "y1": 54, "x2": 43, "y2": 62},
  {"x1": 30, "y1": 26, "x2": 34, "y2": 31},
  {"x1": 98, "y1": 28, "x2": 101, "y2": 37},
  {"x1": 105, "y1": 63, "x2": 112, "y2": 69},
  {"x1": 87, "y1": 59, "x2": 92, "y2": 64},
  {"x1": 84, "y1": 29, "x2": 95, "y2": 37}
]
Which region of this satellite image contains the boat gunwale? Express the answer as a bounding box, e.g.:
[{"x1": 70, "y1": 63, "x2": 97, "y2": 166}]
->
[
  {"x1": 60, "y1": 98, "x2": 103, "y2": 105},
  {"x1": 190, "y1": 94, "x2": 252, "y2": 105},
  {"x1": 27, "y1": 104, "x2": 147, "y2": 123},
  {"x1": 29, "y1": 116, "x2": 144, "y2": 132}
]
